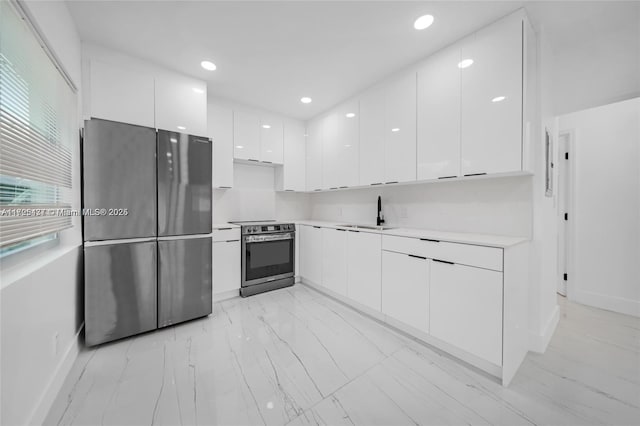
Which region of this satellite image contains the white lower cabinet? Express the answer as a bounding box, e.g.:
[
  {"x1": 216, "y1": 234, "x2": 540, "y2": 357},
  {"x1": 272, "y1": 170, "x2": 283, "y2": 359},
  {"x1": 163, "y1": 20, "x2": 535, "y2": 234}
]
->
[
  {"x1": 429, "y1": 260, "x2": 503, "y2": 366},
  {"x1": 347, "y1": 231, "x2": 382, "y2": 311},
  {"x1": 381, "y1": 250, "x2": 429, "y2": 334},
  {"x1": 213, "y1": 240, "x2": 241, "y2": 294},
  {"x1": 322, "y1": 228, "x2": 348, "y2": 296},
  {"x1": 300, "y1": 225, "x2": 323, "y2": 286}
]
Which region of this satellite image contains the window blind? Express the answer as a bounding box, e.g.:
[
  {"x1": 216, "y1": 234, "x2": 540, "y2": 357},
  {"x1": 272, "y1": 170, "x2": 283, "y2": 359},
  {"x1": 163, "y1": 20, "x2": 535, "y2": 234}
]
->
[{"x1": 0, "y1": 1, "x2": 76, "y2": 249}]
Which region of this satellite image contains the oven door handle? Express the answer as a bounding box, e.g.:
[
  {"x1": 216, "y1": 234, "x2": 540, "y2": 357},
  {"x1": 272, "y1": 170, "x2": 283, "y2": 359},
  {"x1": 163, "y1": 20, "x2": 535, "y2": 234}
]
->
[{"x1": 245, "y1": 233, "x2": 294, "y2": 243}]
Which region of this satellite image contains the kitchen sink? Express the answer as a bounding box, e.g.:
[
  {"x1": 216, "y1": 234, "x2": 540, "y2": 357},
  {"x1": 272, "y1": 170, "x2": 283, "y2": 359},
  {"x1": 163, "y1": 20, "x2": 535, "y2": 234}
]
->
[{"x1": 337, "y1": 224, "x2": 395, "y2": 231}]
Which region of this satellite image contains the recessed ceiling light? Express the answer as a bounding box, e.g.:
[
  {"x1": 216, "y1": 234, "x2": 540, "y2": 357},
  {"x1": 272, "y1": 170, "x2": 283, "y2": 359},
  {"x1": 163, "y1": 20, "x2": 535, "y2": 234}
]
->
[
  {"x1": 391, "y1": 128, "x2": 400, "y2": 132},
  {"x1": 300, "y1": 97, "x2": 312, "y2": 104},
  {"x1": 177, "y1": 126, "x2": 186, "y2": 130},
  {"x1": 345, "y1": 113, "x2": 356, "y2": 118},
  {"x1": 262, "y1": 124, "x2": 271, "y2": 129},
  {"x1": 236, "y1": 145, "x2": 244, "y2": 149},
  {"x1": 344, "y1": 144, "x2": 351, "y2": 148},
  {"x1": 458, "y1": 59, "x2": 474, "y2": 69},
  {"x1": 192, "y1": 87, "x2": 205, "y2": 94},
  {"x1": 170, "y1": 138, "x2": 177, "y2": 143},
  {"x1": 414, "y1": 14, "x2": 434, "y2": 30},
  {"x1": 200, "y1": 60, "x2": 217, "y2": 71},
  {"x1": 266, "y1": 150, "x2": 273, "y2": 153},
  {"x1": 492, "y1": 96, "x2": 506, "y2": 103},
  {"x1": 303, "y1": 133, "x2": 308, "y2": 137},
  {"x1": 166, "y1": 152, "x2": 172, "y2": 157}
]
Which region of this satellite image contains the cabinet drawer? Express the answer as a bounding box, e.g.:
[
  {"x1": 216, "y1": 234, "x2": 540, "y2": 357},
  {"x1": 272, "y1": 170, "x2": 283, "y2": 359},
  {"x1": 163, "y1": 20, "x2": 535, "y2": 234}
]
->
[
  {"x1": 213, "y1": 228, "x2": 240, "y2": 242},
  {"x1": 382, "y1": 235, "x2": 503, "y2": 271}
]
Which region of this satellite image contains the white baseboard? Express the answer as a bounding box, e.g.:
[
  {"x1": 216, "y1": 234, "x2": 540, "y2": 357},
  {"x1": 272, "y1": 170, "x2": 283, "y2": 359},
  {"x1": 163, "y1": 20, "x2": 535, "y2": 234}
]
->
[
  {"x1": 29, "y1": 323, "x2": 84, "y2": 425},
  {"x1": 572, "y1": 290, "x2": 640, "y2": 318},
  {"x1": 529, "y1": 306, "x2": 559, "y2": 353}
]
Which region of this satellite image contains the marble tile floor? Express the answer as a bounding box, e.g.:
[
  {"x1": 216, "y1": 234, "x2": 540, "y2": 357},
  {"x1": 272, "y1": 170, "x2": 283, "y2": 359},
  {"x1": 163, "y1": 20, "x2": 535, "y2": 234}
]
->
[{"x1": 45, "y1": 286, "x2": 640, "y2": 426}]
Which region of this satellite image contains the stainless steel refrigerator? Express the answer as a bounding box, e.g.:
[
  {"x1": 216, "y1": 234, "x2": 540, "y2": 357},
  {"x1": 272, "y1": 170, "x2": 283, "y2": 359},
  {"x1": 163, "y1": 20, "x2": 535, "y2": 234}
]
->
[{"x1": 83, "y1": 119, "x2": 212, "y2": 346}]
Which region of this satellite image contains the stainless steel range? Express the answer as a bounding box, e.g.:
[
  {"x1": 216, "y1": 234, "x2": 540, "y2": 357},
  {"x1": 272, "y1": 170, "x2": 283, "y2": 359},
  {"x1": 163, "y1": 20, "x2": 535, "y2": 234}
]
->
[{"x1": 230, "y1": 221, "x2": 295, "y2": 297}]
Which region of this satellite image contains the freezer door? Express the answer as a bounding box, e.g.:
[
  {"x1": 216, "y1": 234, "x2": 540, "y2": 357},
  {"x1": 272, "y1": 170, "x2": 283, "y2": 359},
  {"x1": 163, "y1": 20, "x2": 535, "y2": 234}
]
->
[
  {"x1": 84, "y1": 241, "x2": 157, "y2": 346},
  {"x1": 158, "y1": 236, "x2": 213, "y2": 327},
  {"x1": 157, "y1": 130, "x2": 212, "y2": 236},
  {"x1": 83, "y1": 119, "x2": 157, "y2": 241}
]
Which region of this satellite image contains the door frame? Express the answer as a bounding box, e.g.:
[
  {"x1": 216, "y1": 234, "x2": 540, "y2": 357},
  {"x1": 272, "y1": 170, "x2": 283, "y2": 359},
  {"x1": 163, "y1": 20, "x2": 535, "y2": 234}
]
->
[{"x1": 557, "y1": 129, "x2": 576, "y2": 298}]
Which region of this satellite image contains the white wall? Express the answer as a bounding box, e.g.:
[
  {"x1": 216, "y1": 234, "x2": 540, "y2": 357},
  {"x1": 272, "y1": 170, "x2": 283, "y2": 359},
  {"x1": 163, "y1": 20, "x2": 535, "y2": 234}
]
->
[
  {"x1": 309, "y1": 176, "x2": 533, "y2": 237},
  {"x1": 0, "y1": 1, "x2": 83, "y2": 425},
  {"x1": 213, "y1": 164, "x2": 310, "y2": 223},
  {"x1": 559, "y1": 98, "x2": 640, "y2": 317}
]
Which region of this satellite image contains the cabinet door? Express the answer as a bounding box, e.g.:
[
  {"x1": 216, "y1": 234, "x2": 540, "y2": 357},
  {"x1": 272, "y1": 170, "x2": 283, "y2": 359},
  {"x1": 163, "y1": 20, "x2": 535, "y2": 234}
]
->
[
  {"x1": 322, "y1": 228, "x2": 348, "y2": 296},
  {"x1": 89, "y1": 60, "x2": 155, "y2": 128},
  {"x1": 300, "y1": 225, "x2": 323, "y2": 285},
  {"x1": 461, "y1": 15, "x2": 523, "y2": 175},
  {"x1": 279, "y1": 120, "x2": 306, "y2": 191},
  {"x1": 417, "y1": 44, "x2": 461, "y2": 180},
  {"x1": 359, "y1": 86, "x2": 386, "y2": 186},
  {"x1": 384, "y1": 72, "x2": 417, "y2": 183},
  {"x1": 209, "y1": 104, "x2": 234, "y2": 189},
  {"x1": 260, "y1": 116, "x2": 284, "y2": 164},
  {"x1": 233, "y1": 110, "x2": 260, "y2": 161},
  {"x1": 213, "y1": 240, "x2": 241, "y2": 294},
  {"x1": 347, "y1": 231, "x2": 382, "y2": 311},
  {"x1": 339, "y1": 100, "x2": 360, "y2": 188},
  {"x1": 430, "y1": 261, "x2": 503, "y2": 365},
  {"x1": 306, "y1": 118, "x2": 323, "y2": 191},
  {"x1": 155, "y1": 76, "x2": 207, "y2": 137},
  {"x1": 381, "y1": 251, "x2": 429, "y2": 333},
  {"x1": 322, "y1": 110, "x2": 340, "y2": 189}
]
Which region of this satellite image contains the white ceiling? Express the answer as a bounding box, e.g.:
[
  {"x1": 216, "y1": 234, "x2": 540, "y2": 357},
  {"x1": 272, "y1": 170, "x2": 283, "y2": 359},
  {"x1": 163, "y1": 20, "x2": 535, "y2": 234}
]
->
[{"x1": 66, "y1": 1, "x2": 639, "y2": 120}]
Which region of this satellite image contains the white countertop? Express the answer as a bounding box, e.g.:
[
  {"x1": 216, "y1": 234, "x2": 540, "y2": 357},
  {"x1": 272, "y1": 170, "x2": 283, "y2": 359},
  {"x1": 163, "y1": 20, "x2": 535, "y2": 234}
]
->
[
  {"x1": 294, "y1": 220, "x2": 528, "y2": 248},
  {"x1": 212, "y1": 223, "x2": 240, "y2": 229}
]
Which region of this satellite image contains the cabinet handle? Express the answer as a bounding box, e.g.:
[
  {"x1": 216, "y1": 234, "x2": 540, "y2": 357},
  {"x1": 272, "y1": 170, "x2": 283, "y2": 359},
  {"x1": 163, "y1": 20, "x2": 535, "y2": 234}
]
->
[
  {"x1": 433, "y1": 259, "x2": 454, "y2": 265},
  {"x1": 370, "y1": 182, "x2": 383, "y2": 186},
  {"x1": 420, "y1": 238, "x2": 440, "y2": 243},
  {"x1": 314, "y1": 189, "x2": 322, "y2": 191},
  {"x1": 339, "y1": 186, "x2": 348, "y2": 189},
  {"x1": 463, "y1": 173, "x2": 487, "y2": 177},
  {"x1": 385, "y1": 181, "x2": 399, "y2": 184},
  {"x1": 217, "y1": 186, "x2": 232, "y2": 189},
  {"x1": 408, "y1": 254, "x2": 427, "y2": 260},
  {"x1": 437, "y1": 176, "x2": 457, "y2": 180},
  {"x1": 336, "y1": 229, "x2": 346, "y2": 232},
  {"x1": 285, "y1": 189, "x2": 294, "y2": 192},
  {"x1": 348, "y1": 229, "x2": 360, "y2": 233},
  {"x1": 329, "y1": 187, "x2": 338, "y2": 190},
  {"x1": 248, "y1": 158, "x2": 259, "y2": 162},
  {"x1": 225, "y1": 239, "x2": 239, "y2": 243},
  {"x1": 313, "y1": 226, "x2": 321, "y2": 229},
  {"x1": 216, "y1": 227, "x2": 233, "y2": 230},
  {"x1": 262, "y1": 161, "x2": 273, "y2": 164}
]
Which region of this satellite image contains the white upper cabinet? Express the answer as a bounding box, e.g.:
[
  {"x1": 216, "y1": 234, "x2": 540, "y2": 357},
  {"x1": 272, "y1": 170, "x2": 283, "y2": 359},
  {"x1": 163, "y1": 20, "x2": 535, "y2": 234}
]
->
[
  {"x1": 276, "y1": 120, "x2": 306, "y2": 191},
  {"x1": 417, "y1": 44, "x2": 461, "y2": 180},
  {"x1": 383, "y1": 72, "x2": 417, "y2": 184},
  {"x1": 155, "y1": 75, "x2": 207, "y2": 137},
  {"x1": 323, "y1": 100, "x2": 359, "y2": 189},
  {"x1": 233, "y1": 110, "x2": 260, "y2": 161},
  {"x1": 461, "y1": 14, "x2": 523, "y2": 176},
  {"x1": 89, "y1": 60, "x2": 155, "y2": 128},
  {"x1": 208, "y1": 104, "x2": 233, "y2": 189},
  {"x1": 359, "y1": 86, "x2": 386, "y2": 186},
  {"x1": 259, "y1": 116, "x2": 284, "y2": 164},
  {"x1": 306, "y1": 116, "x2": 324, "y2": 191}
]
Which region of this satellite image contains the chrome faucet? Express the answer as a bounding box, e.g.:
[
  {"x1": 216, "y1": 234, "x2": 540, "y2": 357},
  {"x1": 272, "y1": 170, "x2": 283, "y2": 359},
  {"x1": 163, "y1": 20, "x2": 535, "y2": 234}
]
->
[{"x1": 377, "y1": 196, "x2": 385, "y2": 226}]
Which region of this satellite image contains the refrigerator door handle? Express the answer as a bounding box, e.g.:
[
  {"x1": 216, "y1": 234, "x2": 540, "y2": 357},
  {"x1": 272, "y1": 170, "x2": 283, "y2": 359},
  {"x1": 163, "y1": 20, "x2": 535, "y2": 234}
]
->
[
  {"x1": 84, "y1": 237, "x2": 157, "y2": 247},
  {"x1": 156, "y1": 233, "x2": 213, "y2": 241}
]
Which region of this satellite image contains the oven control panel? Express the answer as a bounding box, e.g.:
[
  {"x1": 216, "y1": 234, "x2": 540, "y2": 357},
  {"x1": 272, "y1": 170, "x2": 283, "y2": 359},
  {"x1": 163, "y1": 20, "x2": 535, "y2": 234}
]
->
[{"x1": 243, "y1": 223, "x2": 295, "y2": 234}]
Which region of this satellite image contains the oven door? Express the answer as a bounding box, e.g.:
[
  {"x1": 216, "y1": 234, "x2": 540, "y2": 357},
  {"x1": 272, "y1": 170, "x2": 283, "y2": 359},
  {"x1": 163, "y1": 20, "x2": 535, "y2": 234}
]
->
[{"x1": 242, "y1": 232, "x2": 295, "y2": 287}]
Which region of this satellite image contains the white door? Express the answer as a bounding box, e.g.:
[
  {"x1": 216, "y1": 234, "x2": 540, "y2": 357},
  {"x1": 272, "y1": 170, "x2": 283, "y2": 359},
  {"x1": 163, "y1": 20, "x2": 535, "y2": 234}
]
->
[
  {"x1": 209, "y1": 104, "x2": 234, "y2": 189},
  {"x1": 460, "y1": 15, "x2": 523, "y2": 176},
  {"x1": 306, "y1": 117, "x2": 324, "y2": 191},
  {"x1": 381, "y1": 250, "x2": 429, "y2": 333},
  {"x1": 359, "y1": 86, "x2": 386, "y2": 186},
  {"x1": 347, "y1": 231, "x2": 382, "y2": 311},
  {"x1": 322, "y1": 228, "x2": 348, "y2": 296},
  {"x1": 417, "y1": 44, "x2": 461, "y2": 180},
  {"x1": 233, "y1": 110, "x2": 260, "y2": 161},
  {"x1": 213, "y1": 240, "x2": 241, "y2": 294},
  {"x1": 260, "y1": 116, "x2": 284, "y2": 164},
  {"x1": 430, "y1": 260, "x2": 503, "y2": 366},
  {"x1": 384, "y1": 72, "x2": 417, "y2": 183}
]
